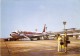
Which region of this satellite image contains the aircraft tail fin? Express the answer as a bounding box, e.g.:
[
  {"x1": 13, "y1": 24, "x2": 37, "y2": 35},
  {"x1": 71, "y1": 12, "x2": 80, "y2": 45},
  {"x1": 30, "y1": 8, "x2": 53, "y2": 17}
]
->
[{"x1": 42, "y1": 24, "x2": 47, "y2": 33}]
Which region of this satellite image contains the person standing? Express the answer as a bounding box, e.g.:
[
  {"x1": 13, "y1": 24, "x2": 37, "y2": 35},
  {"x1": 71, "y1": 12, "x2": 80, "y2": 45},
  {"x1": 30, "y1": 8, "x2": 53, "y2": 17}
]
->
[
  {"x1": 57, "y1": 34, "x2": 63, "y2": 52},
  {"x1": 64, "y1": 33, "x2": 70, "y2": 53}
]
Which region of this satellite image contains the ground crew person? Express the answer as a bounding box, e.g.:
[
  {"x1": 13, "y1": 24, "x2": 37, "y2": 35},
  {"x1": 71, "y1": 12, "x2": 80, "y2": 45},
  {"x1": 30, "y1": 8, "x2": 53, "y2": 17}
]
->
[
  {"x1": 57, "y1": 34, "x2": 64, "y2": 52},
  {"x1": 64, "y1": 32, "x2": 70, "y2": 53}
]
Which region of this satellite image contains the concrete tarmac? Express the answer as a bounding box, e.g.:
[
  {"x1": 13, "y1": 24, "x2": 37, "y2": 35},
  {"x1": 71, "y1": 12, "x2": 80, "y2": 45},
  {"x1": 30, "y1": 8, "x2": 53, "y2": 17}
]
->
[{"x1": 0, "y1": 39, "x2": 80, "y2": 56}]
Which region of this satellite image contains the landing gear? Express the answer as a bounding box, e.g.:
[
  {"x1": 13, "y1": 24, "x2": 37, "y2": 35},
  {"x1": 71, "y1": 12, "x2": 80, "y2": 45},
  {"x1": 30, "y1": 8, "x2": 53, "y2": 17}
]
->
[
  {"x1": 37, "y1": 37, "x2": 40, "y2": 40},
  {"x1": 30, "y1": 38, "x2": 33, "y2": 41},
  {"x1": 43, "y1": 35, "x2": 49, "y2": 40}
]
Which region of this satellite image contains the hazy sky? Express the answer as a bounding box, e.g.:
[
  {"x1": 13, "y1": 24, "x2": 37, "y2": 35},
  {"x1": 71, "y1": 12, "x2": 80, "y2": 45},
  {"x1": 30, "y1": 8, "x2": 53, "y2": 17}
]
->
[
  {"x1": 1, "y1": 0, "x2": 80, "y2": 38},
  {"x1": 0, "y1": 0, "x2": 1, "y2": 38}
]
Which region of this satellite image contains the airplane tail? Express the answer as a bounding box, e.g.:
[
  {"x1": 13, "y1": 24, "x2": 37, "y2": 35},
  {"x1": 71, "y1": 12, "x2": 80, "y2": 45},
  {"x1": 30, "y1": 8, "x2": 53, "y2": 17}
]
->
[{"x1": 42, "y1": 24, "x2": 47, "y2": 33}]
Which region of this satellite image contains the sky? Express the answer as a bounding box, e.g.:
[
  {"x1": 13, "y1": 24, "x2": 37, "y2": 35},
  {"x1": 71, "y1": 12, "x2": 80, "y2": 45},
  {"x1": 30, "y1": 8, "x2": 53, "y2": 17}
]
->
[{"x1": 1, "y1": 0, "x2": 80, "y2": 38}]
